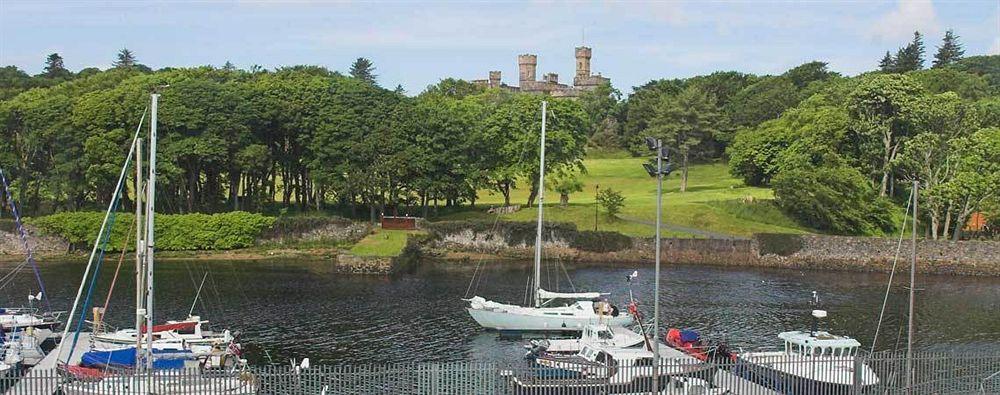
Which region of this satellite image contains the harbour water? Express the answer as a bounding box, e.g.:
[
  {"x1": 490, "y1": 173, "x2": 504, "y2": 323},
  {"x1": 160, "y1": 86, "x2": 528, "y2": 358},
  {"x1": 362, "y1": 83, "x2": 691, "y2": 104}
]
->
[{"x1": 3, "y1": 259, "x2": 998, "y2": 365}]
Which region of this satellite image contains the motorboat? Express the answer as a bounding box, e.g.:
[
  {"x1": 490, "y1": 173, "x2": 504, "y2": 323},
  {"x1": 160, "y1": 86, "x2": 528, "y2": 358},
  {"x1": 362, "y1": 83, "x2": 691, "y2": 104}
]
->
[
  {"x1": 525, "y1": 323, "x2": 646, "y2": 358},
  {"x1": 511, "y1": 340, "x2": 725, "y2": 394},
  {"x1": 732, "y1": 310, "x2": 879, "y2": 394}
]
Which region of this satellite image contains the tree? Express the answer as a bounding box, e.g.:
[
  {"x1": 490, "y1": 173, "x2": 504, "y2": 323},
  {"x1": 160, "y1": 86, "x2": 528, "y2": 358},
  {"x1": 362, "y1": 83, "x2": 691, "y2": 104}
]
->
[
  {"x1": 932, "y1": 29, "x2": 964, "y2": 68},
  {"x1": 847, "y1": 73, "x2": 925, "y2": 196},
  {"x1": 940, "y1": 128, "x2": 1000, "y2": 240},
  {"x1": 723, "y1": 77, "x2": 800, "y2": 128},
  {"x1": 547, "y1": 173, "x2": 584, "y2": 207},
  {"x1": 577, "y1": 81, "x2": 620, "y2": 139},
  {"x1": 113, "y1": 48, "x2": 137, "y2": 69},
  {"x1": 879, "y1": 51, "x2": 896, "y2": 72},
  {"x1": 43, "y1": 53, "x2": 70, "y2": 79},
  {"x1": 894, "y1": 31, "x2": 925, "y2": 72},
  {"x1": 596, "y1": 188, "x2": 625, "y2": 218},
  {"x1": 349, "y1": 57, "x2": 377, "y2": 84},
  {"x1": 783, "y1": 61, "x2": 836, "y2": 89},
  {"x1": 647, "y1": 86, "x2": 720, "y2": 192}
]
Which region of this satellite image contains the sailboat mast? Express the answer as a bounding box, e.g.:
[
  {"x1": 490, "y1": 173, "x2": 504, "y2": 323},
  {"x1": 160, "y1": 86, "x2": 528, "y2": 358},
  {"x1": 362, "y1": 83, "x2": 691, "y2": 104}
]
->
[
  {"x1": 532, "y1": 101, "x2": 547, "y2": 308},
  {"x1": 145, "y1": 93, "x2": 159, "y2": 371},
  {"x1": 906, "y1": 181, "x2": 918, "y2": 391},
  {"x1": 134, "y1": 137, "x2": 145, "y2": 367}
]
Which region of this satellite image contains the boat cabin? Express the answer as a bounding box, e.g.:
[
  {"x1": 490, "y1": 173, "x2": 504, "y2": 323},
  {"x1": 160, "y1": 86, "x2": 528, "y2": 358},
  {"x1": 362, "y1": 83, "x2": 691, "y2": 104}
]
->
[{"x1": 778, "y1": 330, "x2": 861, "y2": 358}]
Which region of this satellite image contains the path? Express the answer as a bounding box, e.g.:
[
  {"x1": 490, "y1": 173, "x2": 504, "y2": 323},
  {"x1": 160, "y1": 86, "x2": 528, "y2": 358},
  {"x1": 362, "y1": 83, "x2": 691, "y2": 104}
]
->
[{"x1": 616, "y1": 215, "x2": 747, "y2": 240}]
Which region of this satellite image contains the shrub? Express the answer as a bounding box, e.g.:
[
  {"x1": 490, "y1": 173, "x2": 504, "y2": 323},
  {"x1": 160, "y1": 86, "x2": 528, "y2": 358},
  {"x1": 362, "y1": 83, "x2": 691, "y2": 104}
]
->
[
  {"x1": 772, "y1": 165, "x2": 895, "y2": 235},
  {"x1": 28, "y1": 211, "x2": 275, "y2": 251},
  {"x1": 596, "y1": 189, "x2": 625, "y2": 218}
]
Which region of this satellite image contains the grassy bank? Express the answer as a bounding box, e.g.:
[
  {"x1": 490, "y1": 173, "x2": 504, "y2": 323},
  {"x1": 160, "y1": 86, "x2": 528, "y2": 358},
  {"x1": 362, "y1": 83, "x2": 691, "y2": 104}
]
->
[
  {"x1": 349, "y1": 228, "x2": 422, "y2": 257},
  {"x1": 439, "y1": 158, "x2": 812, "y2": 238}
]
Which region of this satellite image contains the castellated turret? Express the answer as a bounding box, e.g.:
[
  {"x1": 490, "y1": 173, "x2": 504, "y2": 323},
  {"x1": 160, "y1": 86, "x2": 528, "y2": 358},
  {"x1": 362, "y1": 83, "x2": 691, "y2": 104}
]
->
[
  {"x1": 474, "y1": 47, "x2": 609, "y2": 98},
  {"x1": 575, "y1": 46, "x2": 592, "y2": 79},
  {"x1": 518, "y1": 54, "x2": 537, "y2": 83}
]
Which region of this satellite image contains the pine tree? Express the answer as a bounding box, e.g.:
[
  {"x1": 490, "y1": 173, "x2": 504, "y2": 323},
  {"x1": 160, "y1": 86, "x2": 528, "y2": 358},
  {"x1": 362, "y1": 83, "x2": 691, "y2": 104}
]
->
[
  {"x1": 878, "y1": 51, "x2": 896, "y2": 72},
  {"x1": 43, "y1": 53, "x2": 69, "y2": 78},
  {"x1": 113, "y1": 48, "x2": 137, "y2": 69},
  {"x1": 932, "y1": 29, "x2": 965, "y2": 68},
  {"x1": 222, "y1": 61, "x2": 236, "y2": 71},
  {"x1": 894, "y1": 31, "x2": 925, "y2": 72},
  {"x1": 349, "y1": 57, "x2": 377, "y2": 84}
]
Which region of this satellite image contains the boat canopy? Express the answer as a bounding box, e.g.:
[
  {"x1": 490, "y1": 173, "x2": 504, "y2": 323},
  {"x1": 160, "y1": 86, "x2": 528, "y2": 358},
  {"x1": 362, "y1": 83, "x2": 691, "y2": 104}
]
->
[
  {"x1": 80, "y1": 347, "x2": 193, "y2": 370},
  {"x1": 537, "y1": 289, "x2": 607, "y2": 301}
]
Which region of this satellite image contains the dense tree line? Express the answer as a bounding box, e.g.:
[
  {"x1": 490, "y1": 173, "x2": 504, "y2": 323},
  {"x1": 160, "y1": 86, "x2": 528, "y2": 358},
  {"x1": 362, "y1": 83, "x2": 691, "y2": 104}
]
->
[
  {"x1": 2, "y1": 32, "x2": 998, "y2": 238},
  {"x1": 0, "y1": 51, "x2": 589, "y2": 220}
]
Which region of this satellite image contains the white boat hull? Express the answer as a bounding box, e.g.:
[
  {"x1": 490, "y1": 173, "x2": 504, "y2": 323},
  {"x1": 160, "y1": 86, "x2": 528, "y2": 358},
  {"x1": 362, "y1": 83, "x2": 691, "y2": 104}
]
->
[{"x1": 467, "y1": 306, "x2": 633, "y2": 332}]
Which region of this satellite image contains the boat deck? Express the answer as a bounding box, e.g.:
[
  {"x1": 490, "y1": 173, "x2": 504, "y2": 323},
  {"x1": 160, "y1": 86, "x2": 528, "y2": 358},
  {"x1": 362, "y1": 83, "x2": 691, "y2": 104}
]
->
[{"x1": 5, "y1": 332, "x2": 90, "y2": 395}]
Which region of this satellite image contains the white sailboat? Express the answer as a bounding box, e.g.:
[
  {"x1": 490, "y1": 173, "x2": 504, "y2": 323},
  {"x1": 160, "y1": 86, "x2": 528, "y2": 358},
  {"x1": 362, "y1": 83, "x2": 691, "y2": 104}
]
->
[
  {"x1": 465, "y1": 101, "x2": 633, "y2": 332},
  {"x1": 56, "y1": 93, "x2": 255, "y2": 394}
]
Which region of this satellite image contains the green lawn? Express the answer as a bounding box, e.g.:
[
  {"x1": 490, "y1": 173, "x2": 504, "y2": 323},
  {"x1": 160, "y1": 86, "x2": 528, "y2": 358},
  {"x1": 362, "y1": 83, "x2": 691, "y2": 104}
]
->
[
  {"x1": 349, "y1": 228, "x2": 419, "y2": 257},
  {"x1": 438, "y1": 158, "x2": 813, "y2": 238}
]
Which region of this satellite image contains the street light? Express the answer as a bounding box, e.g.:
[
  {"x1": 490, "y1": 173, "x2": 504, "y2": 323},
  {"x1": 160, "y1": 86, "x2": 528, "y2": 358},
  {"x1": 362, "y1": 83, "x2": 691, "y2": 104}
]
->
[{"x1": 642, "y1": 136, "x2": 672, "y2": 394}]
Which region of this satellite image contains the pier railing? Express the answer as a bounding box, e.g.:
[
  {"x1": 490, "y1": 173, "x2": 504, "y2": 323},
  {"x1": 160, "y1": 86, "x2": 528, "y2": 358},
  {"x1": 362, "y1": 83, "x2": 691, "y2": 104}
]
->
[{"x1": 3, "y1": 351, "x2": 998, "y2": 394}]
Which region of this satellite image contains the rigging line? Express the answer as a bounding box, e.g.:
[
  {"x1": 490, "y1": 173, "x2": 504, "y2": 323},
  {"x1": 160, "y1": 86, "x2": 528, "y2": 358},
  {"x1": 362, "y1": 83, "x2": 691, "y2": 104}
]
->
[
  {"x1": 871, "y1": 187, "x2": 914, "y2": 354},
  {"x1": 97, "y1": 215, "x2": 137, "y2": 333},
  {"x1": 68, "y1": 185, "x2": 125, "y2": 364},
  {"x1": 464, "y1": 201, "x2": 504, "y2": 298},
  {"x1": 189, "y1": 272, "x2": 209, "y2": 317},
  {"x1": 559, "y1": 259, "x2": 577, "y2": 292},
  {"x1": 0, "y1": 167, "x2": 52, "y2": 312},
  {"x1": 56, "y1": 106, "x2": 146, "y2": 365}
]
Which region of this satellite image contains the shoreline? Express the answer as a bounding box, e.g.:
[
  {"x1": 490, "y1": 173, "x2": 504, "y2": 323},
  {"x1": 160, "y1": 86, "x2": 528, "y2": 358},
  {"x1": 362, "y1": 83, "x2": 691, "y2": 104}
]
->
[{"x1": 3, "y1": 237, "x2": 998, "y2": 278}]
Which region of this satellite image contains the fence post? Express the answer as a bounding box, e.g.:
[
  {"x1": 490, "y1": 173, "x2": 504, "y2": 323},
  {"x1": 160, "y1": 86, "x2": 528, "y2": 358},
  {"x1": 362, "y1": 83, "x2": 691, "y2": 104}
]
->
[{"x1": 852, "y1": 354, "x2": 863, "y2": 395}]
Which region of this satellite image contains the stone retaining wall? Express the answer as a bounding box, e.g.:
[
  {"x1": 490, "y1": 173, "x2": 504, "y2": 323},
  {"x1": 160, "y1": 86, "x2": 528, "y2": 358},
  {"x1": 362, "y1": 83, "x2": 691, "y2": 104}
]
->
[{"x1": 0, "y1": 225, "x2": 68, "y2": 255}]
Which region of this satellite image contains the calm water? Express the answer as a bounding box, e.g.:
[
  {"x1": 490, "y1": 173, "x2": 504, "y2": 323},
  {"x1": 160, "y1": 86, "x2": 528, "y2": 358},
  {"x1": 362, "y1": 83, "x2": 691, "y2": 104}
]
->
[{"x1": 2, "y1": 259, "x2": 998, "y2": 364}]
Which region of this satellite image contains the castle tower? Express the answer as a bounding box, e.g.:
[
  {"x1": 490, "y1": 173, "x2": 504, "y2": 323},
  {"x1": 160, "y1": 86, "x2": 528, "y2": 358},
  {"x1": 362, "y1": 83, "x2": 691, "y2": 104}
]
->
[
  {"x1": 575, "y1": 46, "x2": 592, "y2": 80},
  {"x1": 518, "y1": 54, "x2": 537, "y2": 83},
  {"x1": 488, "y1": 71, "x2": 501, "y2": 88}
]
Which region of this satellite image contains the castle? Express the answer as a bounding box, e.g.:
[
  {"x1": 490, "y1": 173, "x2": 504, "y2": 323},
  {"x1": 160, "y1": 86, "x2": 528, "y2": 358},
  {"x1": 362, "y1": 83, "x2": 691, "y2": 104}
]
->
[{"x1": 473, "y1": 46, "x2": 609, "y2": 98}]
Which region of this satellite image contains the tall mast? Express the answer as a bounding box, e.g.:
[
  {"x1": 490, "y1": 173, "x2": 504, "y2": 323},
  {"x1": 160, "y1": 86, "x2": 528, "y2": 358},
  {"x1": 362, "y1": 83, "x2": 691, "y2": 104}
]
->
[
  {"x1": 145, "y1": 93, "x2": 159, "y2": 372},
  {"x1": 532, "y1": 101, "x2": 547, "y2": 308},
  {"x1": 906, "y1": 181, "x2": 918, "y2": 392},
  {"x1": 134, "y1": 137, "x2": 145, "y2": 367}
]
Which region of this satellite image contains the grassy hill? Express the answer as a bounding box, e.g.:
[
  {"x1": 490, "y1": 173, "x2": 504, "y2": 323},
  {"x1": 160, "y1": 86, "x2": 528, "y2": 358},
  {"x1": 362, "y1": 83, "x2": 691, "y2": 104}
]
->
[{"x1": 437, "y1": 157, "x2": 813, "y2": 238}]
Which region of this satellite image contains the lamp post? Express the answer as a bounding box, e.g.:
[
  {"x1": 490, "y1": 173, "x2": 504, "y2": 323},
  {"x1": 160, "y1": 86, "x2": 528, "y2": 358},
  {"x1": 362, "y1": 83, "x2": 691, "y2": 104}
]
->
[
  {"x1": 642, "y1": 137, "x2": 672, "y2": 395},
  {"x1": 594, "y1": 184, "x2": 600, "y2": 232}
]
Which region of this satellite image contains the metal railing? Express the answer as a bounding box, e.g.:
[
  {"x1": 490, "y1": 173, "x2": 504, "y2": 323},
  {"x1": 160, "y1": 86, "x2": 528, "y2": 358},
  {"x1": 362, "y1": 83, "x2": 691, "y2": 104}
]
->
[{"x1": 2, "y1": 351, "x2": 998, "y2": 394}]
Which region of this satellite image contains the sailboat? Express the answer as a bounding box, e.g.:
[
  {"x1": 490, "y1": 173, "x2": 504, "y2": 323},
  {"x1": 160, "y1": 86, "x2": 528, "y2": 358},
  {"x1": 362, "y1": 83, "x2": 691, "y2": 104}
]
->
[
  {"x1": 465, "y1": 101, "x2": 633, "y2": 332},
  {"x1": 56, "y1": 93, "x2": 255, "y2": 394}
]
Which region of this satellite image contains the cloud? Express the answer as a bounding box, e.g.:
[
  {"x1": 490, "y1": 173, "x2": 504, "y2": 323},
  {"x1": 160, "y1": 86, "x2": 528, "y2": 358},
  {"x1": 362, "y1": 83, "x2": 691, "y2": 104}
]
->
[{"x1": 869, "y1": 0, "x2": 940, "y2": 43}]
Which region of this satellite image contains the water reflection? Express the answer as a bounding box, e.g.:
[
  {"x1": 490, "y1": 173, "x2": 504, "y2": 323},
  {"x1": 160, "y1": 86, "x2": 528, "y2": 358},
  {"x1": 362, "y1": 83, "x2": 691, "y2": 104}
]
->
[{"x1": 1, "y1": 259, "x2": 996, "y2": 364}]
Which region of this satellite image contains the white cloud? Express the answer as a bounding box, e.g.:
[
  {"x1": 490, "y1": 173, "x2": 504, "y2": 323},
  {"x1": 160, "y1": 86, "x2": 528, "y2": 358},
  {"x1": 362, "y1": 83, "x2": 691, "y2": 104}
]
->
[{"x1": 869, "y1": 0, "x2": 941, "y2": 43}]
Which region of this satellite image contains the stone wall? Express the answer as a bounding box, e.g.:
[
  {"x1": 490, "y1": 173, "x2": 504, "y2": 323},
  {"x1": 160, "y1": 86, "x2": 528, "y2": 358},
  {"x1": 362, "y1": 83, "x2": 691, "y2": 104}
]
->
[
  {"x1": 0, "y1": 225, "x2": 69, "y2": 255},
  {"x1": 751, "y1": 234, "x2": 1000, "y2": 276},
  {"x1": 424, "y1": 221, "x2": 1000, "y2": 276}
]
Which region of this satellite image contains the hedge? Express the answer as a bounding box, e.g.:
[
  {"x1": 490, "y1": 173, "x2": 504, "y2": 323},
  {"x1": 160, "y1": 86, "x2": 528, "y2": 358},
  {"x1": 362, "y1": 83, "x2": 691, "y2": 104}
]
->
[{"x1": 27, "y1": 211, "x2": 275, "y2": 251}]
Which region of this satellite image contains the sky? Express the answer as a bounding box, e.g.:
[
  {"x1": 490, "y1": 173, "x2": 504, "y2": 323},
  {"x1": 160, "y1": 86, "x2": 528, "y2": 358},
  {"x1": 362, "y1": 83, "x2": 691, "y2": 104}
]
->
[{"x1": 1, "y1": 0, "x2": 998, "y2": 94}]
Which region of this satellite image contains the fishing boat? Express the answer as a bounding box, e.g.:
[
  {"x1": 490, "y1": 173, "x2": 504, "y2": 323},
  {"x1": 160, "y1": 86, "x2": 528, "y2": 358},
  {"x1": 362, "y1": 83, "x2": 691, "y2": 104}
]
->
[
  {"x1": 466, "y1": 101, "x2": 632, "y2": 332},
  {"x1": 731, "y1": 295, "x2": 879, "y2": 394},
  {"x1": 56, "y1": 93, "x2": 256, "y2": 394}
]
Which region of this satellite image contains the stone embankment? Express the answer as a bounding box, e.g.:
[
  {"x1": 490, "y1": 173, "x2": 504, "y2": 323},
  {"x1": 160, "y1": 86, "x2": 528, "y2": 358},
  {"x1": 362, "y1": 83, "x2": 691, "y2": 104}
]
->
[{"x1": 424, "y1": 222, "x2": 1000, "y2": 276}]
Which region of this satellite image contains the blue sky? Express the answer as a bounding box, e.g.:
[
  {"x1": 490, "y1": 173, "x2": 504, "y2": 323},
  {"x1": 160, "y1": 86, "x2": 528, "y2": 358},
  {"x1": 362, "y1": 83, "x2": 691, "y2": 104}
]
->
[{"x1": 1, "y1": 1, "x2": 998, "y2": 94}]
